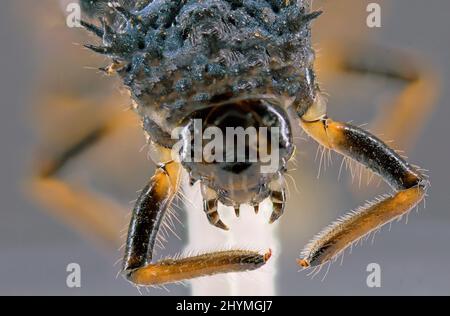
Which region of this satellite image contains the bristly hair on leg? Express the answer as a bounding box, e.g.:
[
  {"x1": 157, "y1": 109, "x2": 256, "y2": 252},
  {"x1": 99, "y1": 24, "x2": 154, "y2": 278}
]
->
[{"x1": 298, "y1": 185, "x2": 427, "y2": 270}]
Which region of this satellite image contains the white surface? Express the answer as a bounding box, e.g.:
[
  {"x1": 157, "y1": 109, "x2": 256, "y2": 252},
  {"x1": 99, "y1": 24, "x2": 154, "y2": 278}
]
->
[{"x1": 183, "y1": 174, "x2": 279, "y2": 296}]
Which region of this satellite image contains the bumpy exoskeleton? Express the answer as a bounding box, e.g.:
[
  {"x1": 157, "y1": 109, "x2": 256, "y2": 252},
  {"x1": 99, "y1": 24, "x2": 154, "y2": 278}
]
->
[{"x1": 79, "y1": 0, "x2": 428, "y2": 286}]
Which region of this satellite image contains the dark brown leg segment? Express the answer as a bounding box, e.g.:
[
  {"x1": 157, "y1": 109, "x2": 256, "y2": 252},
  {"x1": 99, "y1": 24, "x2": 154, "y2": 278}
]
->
[
  {"x1": 298, "y1": 113, "x2": 427, "y2": 268},
  {"x1": 122, "y1": 161, "x2": 180, "y2": 273}
]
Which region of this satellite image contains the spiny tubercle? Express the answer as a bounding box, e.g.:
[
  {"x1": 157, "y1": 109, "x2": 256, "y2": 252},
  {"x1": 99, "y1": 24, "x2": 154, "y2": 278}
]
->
[{"x1": 298, "y1": 186, "x2": 426, "y2": 268}]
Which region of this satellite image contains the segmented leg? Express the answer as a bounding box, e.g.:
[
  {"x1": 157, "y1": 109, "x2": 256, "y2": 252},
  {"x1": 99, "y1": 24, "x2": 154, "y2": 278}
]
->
[
  {"x1": 123, "y1": 149, "x2": 271, "y2": 286},
  {"x1": 234, "y1": 206, "x2": 241, "y2": 218},
  {"x1": 344, "y1": 47, "x2": 438, "y2": 151},
  {"x1": 297, "y1": 95, "x2": 428, "y2": 268},
  {"x1": 269, "y1": 190, "x2": 286, "y2": 224},
  {"x1": 201, "y1": 185, "x2": 229, "y2": 231},
  {"x1": 318, "y1": 45, "x2": 438, "y2": 151},
  {"x1": 268, "y1": 174, "x2": 287, "y2": 224}
]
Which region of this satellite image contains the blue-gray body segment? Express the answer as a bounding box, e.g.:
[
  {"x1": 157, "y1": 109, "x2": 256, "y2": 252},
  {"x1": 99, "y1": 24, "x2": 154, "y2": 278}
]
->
[{"x1": 81, "y1": 0, "x2": 318, "y2": 141}]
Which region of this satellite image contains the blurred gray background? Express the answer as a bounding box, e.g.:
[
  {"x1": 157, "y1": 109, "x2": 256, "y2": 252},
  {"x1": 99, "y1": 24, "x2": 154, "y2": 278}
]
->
[{"x1": 0, "y1": 0, "x2": 449, "y2": 295}]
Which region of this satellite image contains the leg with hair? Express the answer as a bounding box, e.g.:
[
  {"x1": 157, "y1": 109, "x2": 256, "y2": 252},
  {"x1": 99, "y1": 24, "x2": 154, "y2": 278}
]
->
[
  {"x1": 29, "y1": 97, "x2": 181, "y2": 249},
  {"x1": 122, "y1": 147, "x2": 271, "y2": 286},
  {"x1": 297, "y1": 94, "x2": 428, "y2": 268}
]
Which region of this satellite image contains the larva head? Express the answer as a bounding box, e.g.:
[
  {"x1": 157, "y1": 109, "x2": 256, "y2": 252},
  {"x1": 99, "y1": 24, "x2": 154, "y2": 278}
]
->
[
  {"x1": 81, "y1": 0, "x2": 321, "y2": 124},
  {"x1": 178, "y1": 97, "x2": 294, "y2": 206}
]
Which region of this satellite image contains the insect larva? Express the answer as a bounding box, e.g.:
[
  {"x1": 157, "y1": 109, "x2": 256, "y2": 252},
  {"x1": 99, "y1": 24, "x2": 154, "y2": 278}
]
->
[
  {"x1": 128, "y1": 249, "x2": 272, "y2": 286},
  {"x1": 298, "y1": 186, "x2": 426, "y2": 268}
]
